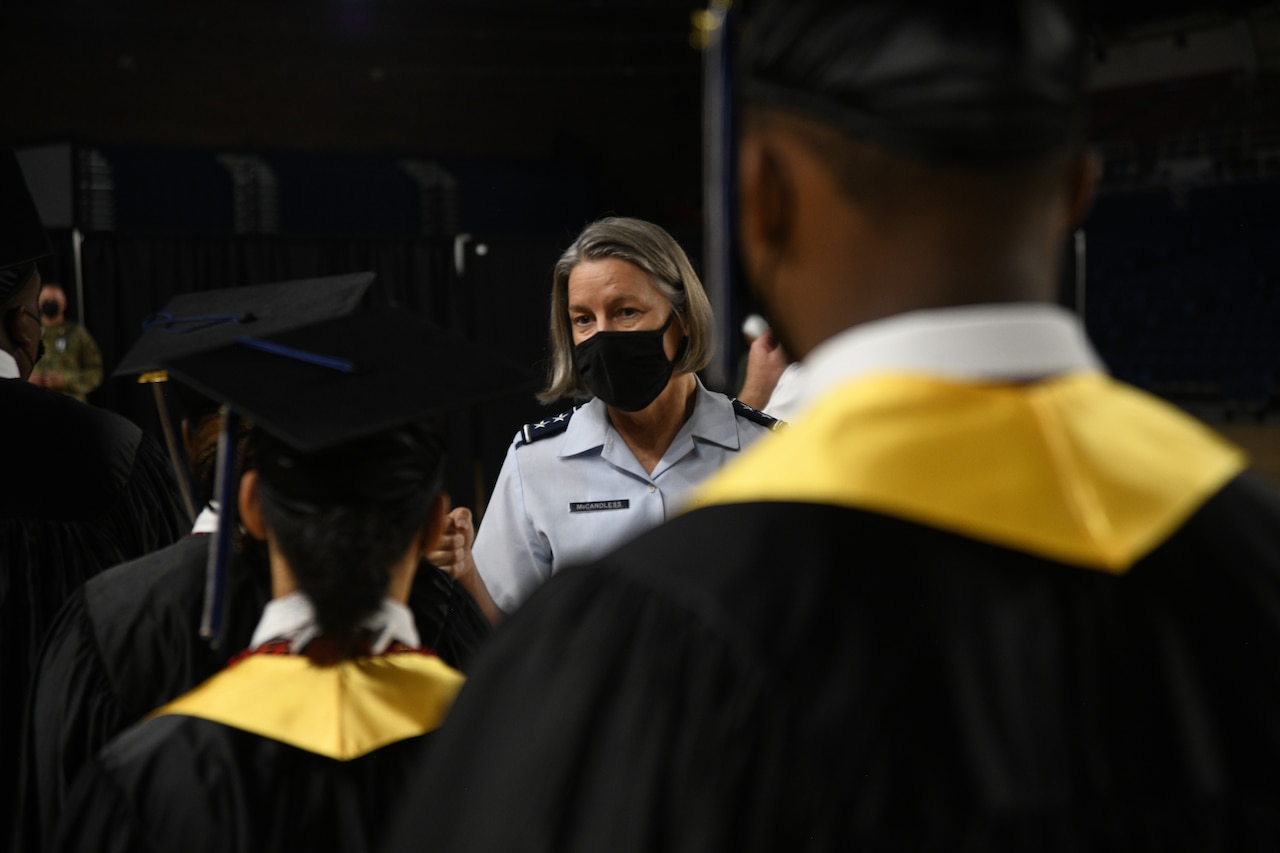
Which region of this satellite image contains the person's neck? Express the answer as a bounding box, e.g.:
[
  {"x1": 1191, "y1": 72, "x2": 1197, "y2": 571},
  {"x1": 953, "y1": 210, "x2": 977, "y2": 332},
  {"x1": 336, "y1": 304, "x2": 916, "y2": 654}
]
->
[
  {"x1": 606, "y1": 371, "x2": 698, "y2": 475},
  {"x1": 790, "y1": 234, "x2": 1058, "y2": 358},
  {"x1": 267, "y1": 537, "x2": 416, "y2": 604},
  {"x1": 42, "y1": 317, "x2": 64, "y2": 329}
]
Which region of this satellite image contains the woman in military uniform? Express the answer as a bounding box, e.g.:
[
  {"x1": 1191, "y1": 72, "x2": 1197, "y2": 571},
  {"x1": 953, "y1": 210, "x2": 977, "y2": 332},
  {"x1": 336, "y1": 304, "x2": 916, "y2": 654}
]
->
[{"x1": 433, "y1": 217, "x2": 780, "y2": 623}]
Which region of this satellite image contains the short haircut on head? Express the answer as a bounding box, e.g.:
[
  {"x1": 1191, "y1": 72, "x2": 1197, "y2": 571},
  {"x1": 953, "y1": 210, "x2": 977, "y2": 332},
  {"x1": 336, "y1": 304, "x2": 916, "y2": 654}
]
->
[
  {"x1": 539, "y1": 217, "x2": 715, "y2": 404},
  {"x1": 744, "y1": 105, "x2": 1082, "y2": 220},
  {"x1": 738, "y1": 0, "x2": 1089, "y2": 197}
]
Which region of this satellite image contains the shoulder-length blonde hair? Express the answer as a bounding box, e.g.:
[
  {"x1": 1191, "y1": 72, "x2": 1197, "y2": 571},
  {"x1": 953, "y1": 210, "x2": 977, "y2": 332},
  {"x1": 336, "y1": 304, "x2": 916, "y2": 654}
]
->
[{"x1": 539, "y1": 217, "x2": 715, "y2": 404}]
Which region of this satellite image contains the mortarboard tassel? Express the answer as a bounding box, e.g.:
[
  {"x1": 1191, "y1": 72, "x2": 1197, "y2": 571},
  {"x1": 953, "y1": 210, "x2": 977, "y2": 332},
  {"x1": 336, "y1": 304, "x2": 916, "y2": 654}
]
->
[{"x1": 201, "y1": 406, "x2": 240, "y2": 649}]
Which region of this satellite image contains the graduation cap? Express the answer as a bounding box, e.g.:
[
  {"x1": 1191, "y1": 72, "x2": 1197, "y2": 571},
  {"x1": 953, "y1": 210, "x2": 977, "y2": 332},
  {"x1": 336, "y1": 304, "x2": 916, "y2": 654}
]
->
[
  {"x1": 114, "y1": 272, "x2": 375, "y2": 379},
  {"x1": 160, "y1": 305, "x2": 536, "y2": 647},
  {"x1": 0, "y1": 149, "x2": 53, "y2": 302},
  {"x1": 115, "y1": 273, "x2": 375, "y2": 521}
]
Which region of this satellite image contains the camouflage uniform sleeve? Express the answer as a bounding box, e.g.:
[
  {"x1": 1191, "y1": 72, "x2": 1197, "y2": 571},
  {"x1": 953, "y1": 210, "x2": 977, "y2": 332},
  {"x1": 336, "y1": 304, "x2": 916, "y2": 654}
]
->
[{"x1": 66, "y1": 324, "x2": 105, "y2": 398}]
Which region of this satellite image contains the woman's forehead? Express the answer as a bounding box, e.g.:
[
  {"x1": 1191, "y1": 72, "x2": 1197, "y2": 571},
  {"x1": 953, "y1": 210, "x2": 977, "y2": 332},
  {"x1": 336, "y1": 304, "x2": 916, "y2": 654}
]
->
[{"x1": 567, "y1": 257, "x2": 662, "y2": 303}]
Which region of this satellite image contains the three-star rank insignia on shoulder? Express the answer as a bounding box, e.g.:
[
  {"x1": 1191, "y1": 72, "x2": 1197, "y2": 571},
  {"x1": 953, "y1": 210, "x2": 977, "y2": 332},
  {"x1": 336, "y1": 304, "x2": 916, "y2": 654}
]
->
[
  {"x1": 518, "y1": 406, "x2": 581, "y2": 446},
  {"x1": 732, "y1": 399, "x2": 785, "y2": 431}
]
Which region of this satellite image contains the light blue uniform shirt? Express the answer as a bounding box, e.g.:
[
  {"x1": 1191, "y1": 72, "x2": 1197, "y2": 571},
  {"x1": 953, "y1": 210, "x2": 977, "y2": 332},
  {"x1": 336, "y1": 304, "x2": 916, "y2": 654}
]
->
[{"x1": 474, "y1": 378, "x2": 777, "y2": 614}]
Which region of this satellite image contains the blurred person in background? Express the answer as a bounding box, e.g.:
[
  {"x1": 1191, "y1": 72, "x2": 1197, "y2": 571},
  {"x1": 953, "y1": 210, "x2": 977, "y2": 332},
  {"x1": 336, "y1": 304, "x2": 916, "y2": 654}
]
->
[
  {"x1": 29, "y1": 281, "x2": 104, "y2": 403},
  {"x1": 736, "y1": 312, "x2": 806, "y2": 421}
]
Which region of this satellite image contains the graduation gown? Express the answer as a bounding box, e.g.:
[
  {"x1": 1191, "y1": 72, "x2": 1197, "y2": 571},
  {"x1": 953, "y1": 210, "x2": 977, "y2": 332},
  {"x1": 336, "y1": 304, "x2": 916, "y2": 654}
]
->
[
  {"x1": 14, "y1": 533, "x2": 490, "y2": 852},
  {"x1": 0, "y1": 379, "x2": 185, "y2": 840},
  {"x1": 51, "y1": 649, "x2": 464, "y2": 853},
  {"x1": 382, "y1": 372, "x2": 1280, "y2": 852}
]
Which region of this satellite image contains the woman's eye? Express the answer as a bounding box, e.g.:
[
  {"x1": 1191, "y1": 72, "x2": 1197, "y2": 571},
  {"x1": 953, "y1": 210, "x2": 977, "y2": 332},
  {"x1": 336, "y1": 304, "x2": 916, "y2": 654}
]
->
[
  {"x1": 617, "y1": 308, "x2": 639, "y2": 318},
  {"x1": 572, "y1": 315, "x2": 591, "y2": 326}
]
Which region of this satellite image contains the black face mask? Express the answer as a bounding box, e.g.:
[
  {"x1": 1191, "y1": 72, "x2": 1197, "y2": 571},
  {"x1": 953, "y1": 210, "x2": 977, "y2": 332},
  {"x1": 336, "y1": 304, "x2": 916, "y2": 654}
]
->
[
  {"x1": 40, "y1": 300, "x2": 61, "y2": 319},
  {"x1": 574, "y1": 312, "x2": 688, "y2": 412}
]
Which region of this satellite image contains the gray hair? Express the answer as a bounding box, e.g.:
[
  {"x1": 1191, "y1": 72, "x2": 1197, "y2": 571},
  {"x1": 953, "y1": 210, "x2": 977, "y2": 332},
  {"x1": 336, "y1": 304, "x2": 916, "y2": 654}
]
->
[{"x1": 539, "y1": 217, "x2": 715, "y2": 404}]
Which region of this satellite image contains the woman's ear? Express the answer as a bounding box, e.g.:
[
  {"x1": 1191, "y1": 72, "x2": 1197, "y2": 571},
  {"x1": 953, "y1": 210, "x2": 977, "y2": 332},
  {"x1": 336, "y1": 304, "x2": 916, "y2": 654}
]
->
[
  {"x1": 418, "y1": 492, "x2": 451, "y2": 556},
  {"x1": 238, "y1": 470, "x2": 267, "y2": 540}
]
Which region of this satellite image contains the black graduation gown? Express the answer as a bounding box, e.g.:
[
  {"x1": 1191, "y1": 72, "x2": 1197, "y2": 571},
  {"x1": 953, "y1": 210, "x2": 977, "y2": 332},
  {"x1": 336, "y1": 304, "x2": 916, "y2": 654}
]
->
[
  {"x1": 14, "y1": 533, "x2": 490, "y2": 853},
  {"x1": 0, "y1": 379, "x2": 185, "y2": 841},
  {"x1": 382, "y1": 372, "x2": 1280, "y2": 852},
  {"x1": 50, "y1": 649, "x2": 464, "y2": 853}
]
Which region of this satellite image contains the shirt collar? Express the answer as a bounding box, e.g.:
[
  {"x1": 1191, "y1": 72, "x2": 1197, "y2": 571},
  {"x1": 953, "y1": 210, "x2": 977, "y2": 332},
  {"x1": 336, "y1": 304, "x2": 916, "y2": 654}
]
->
[
  {"x1": 796, "y1": 303, "x2": 1104, "y2": 411},
  {"x1": 0, "y1": 350, "x2": 20, "y2": 380},
  {"x1": 559, "y1": 376, "x2": 740, "y2": 458},
  {"x1": 191, "y1": 501, "x2": 219, "y2": 535},
  {"x1": 249, "y1": 590, "x2": 420, "y2": 655}
]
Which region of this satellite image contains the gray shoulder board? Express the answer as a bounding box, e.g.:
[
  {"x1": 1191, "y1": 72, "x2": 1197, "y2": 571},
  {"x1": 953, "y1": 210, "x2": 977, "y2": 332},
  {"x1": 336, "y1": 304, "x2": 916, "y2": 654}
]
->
[
  {"x1": 517, "y1": 406, "x2": 580, "y2": 446},
  {"x1": 732, "y1": 399, "x2": 785, "y2": 431}
]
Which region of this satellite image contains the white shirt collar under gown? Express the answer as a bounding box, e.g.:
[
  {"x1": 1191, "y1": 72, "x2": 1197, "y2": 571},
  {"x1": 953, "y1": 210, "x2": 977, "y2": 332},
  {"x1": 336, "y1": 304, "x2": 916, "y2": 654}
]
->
[
  {"x1": 793, "y1": 302, "x2": 1105, "y2": 416},
  {"x1": 191, "y1": 501, "x2": 219, "y2": 535},
  {"x1": 0, "y1": 349, "x2": 20, "y2": 379},
  {"x1": 250, "y1": 591, "x2": 421, "y2": 655}
]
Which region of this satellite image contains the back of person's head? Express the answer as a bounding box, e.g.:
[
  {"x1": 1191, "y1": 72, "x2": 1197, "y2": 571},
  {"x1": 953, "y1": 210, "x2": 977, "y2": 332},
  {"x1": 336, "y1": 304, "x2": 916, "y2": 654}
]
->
[
  {"x1": 2, "y1": 149, "x2": 53, "y2": 375},
  {"x1": 541, "y1": 216, "x2": 715, "y2": 403},
  {"x1": 732, "y1": 0, "x2": 1093, "y2": 355},
  {"x1": 250, "y1": 417, "x2": 447, "y2": 662},
  {"x1": 738, "y1": 0, "x2": 1089, "y2": 221}
]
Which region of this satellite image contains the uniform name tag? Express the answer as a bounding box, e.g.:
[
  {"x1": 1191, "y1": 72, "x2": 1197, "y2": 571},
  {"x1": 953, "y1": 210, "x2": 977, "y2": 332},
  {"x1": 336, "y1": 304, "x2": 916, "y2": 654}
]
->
[{"x1": 569, "y1": 500, "x2": 630, "y2": 513}]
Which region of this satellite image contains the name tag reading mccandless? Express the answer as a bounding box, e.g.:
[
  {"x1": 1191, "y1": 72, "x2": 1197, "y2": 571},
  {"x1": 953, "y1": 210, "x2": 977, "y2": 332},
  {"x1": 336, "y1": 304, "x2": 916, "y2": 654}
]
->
[{"x1": 569, "y1": 500, "x2": 631, "y2": 513}]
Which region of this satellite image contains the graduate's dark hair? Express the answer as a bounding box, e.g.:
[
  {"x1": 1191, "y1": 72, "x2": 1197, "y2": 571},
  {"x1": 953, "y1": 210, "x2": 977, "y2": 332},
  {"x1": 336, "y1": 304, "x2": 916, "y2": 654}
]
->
[
  {"x1": 252, "y1": 417, "x2": 446, "y2": 663},
  {"x1": 173, "y1": 382, "x2": 248, "y2": 502}
]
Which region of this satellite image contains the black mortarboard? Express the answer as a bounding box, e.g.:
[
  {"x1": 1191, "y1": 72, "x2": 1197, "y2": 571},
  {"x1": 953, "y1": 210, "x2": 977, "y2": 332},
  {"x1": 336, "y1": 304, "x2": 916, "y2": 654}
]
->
[
  {"x1": 115, "y1": 272, "x2": 376, "y2": 523},
  {"x1": 163, "y1": 305, "x2": 534, "y2": 454},
  {"x1": 738, "y1": 0, "x2": 1088, "y2": 163},
  {"x1": 160, "y1": 306, "x2": 535, "y2": 647},
  {"x1": 0, "y1": 149, "x2": 53, "y2": 301},
  {"x1": 114, "y1": 272, "x2": 376, "y2": 378}
]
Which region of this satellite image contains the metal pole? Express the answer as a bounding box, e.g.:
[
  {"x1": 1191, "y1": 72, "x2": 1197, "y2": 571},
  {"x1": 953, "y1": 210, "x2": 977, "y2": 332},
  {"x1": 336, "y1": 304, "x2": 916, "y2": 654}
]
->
[
  {"x1": 149, "y1": 380, "x2": 198, "y2": 524},
  {"x1": 72, "y1": 227, "x2": 85, "y2": 322}
]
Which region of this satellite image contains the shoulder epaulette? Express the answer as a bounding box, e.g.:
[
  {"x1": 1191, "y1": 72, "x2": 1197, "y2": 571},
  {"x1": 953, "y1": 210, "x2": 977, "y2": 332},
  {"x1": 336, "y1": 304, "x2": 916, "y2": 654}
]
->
[
  {"x1": 517, "y1": 406, "x2": 581, "y2": 446},
  {"x1": 732, "y1": 399, "x2": 785, "y2": 431}
]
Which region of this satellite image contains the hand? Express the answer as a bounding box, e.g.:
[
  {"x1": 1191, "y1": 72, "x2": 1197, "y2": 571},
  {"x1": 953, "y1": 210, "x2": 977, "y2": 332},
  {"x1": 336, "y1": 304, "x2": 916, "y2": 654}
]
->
[
  {"x1": 737, "y1": 329, "x2": 788, "y2": 411},
  {"x1": 38, "y1": 370, "x2": 68, "y2": 390},
  {"x1": 427, "y1": 507, "x2": 477, "y2": 581}
]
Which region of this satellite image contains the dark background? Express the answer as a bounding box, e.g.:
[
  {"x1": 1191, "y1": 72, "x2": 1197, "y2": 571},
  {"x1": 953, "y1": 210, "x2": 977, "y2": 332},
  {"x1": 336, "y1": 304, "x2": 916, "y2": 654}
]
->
[{"x1": 4, "y1": 0, "x2": 1280, "y2": 503}]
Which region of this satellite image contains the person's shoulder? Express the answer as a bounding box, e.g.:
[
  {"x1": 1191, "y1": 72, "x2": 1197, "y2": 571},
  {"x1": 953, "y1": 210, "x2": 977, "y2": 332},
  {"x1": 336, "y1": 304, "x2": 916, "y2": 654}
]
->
[
  {"x1": 731, "y1": 397, "x2": 786, "y2": 434},
  {"x1": 0, "y1": 381, "x2": 146, "y2": 512},
  {"x1": 85, "y1": 536, "x2": 209, "y2": 610},
  {"x1": 513, "y1": 404, "x2": 585, "y2": 449},
  {"x1": 81, "y1": 537, "x2": 210, "y2": 665},
  {"x1": 0, "y1": 377, "x2": 136, "y2": 438}
]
